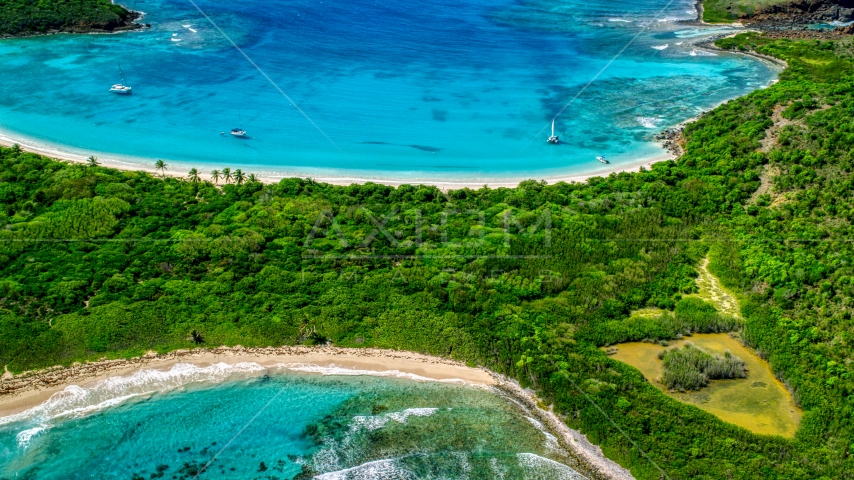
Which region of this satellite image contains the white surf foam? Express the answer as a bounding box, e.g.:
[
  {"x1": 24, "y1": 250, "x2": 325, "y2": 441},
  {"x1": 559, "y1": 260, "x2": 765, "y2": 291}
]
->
[
  {"x1": 525, "y1": 416, "x2": 562, "y2": 453},
  {"x1": 0, "y1": 362, "x2": 266, "y2": 428},
  {"x1": 636, "y1": 116, "x2": 663, "y2": 129},
  {"x1": 387, "y1": 407, "x2": 439, "y2": 423},
  {"x1": 689, "y1": 49, "x2": 717, "y2": 57},
  {"x1": 674, "y1": 27, "x2": 736, "y2": 39},
  {"x1": 490, "y1": 457, "x2": 509, "y2": 479},
  {"x1": 277, "y1": 363, "x2": 472, "y2": 384},
  {"x1": 517, "y1": 453, "x2": 586, "y2": 479},
  {"x1": 312, "y1": 408, "x2": 441, "y2": 473},
  {"x1": 607, "y1": 18, "x2": 632, "y2": 23},
  {"x1": 350, "y1": 408, "x2": 440, "y2": 432},
  {"x1": 16, "y1": 425, "x2": 49, "y2": 448},
  {"x1": 314, "y1": 458, "x2": 417, "y2": 480},
  {"x1": 651, "y1": 44, "x2": 669, "y2": 51}
]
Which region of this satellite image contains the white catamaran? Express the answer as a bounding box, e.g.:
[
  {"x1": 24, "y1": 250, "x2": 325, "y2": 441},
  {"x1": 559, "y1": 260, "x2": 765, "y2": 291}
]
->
[
  {"x1": 547, "y1": 119, "x2": 559, "y2": 144},
  {"x1": 231, "y1": 112, "x2": 248, "y2": 137},
  {"x1": 110, "y1": 62, "x2": 132, "y2": 94}
]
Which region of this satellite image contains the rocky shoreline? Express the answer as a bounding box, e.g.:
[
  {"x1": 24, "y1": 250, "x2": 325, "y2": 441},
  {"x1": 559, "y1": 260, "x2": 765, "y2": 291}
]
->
[
  {"x1": 655, "y1": 126, "x2": 686, "y2": 158},
  {"x1": 713, "y1": 0, "x2": 854, "y2": 34}
]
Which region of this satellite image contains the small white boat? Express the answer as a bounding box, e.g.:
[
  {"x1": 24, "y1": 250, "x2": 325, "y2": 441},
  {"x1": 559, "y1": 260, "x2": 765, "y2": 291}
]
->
[
  {"x1": 109, "y1": 62, "x2": 132, "y2": 94},
  {"x1": 547, "y1": 119, "x2": 559, "y2": 144},
  {"x1": 597, "y1": 156, "x2": 609, "y2": 164}
]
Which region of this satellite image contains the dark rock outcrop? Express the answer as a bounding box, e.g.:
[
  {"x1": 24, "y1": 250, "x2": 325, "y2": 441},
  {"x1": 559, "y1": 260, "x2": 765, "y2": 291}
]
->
[{"x1": 745, "y1": 0, "x2": 854, "y2": 30}]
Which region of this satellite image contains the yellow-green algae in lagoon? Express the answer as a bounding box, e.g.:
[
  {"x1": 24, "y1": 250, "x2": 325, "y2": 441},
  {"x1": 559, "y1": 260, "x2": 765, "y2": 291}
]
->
[{"x1": 608, "y1": 333, "x2": 802, "y2": 437}]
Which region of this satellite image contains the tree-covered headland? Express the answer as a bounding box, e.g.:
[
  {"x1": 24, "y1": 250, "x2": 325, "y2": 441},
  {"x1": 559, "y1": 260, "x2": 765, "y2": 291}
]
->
[
  {"x1": 0, "y1": 0, "x2": 138, "y2": 37},
  {"x1": 1, "y1": 33, "x2": 854, "y2": 479}
]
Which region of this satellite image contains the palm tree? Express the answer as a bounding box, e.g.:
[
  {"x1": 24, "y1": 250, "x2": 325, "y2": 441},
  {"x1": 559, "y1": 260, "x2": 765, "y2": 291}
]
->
[
  {"x1": 210, "y1": 169, "x2": 221, "y2": 184},
  {"x1": 189, "y1": 329, "x2": 204, "y2": 345},
  {"x1": 247, "y1": 173, "x2": 259, "y2": 183},
  {"x1": 155, "y1": 159, "x2": 168, "y2": 179},
  {"x1": 234, "y1": 169, "x2": 245, "y2": 185},
  {"x1": 87, "y1": 156, "x2": 100, "y2": 167},
  {"x1": 187, "y1": 168, "x2": 200, "y2": 183},
  {"x1": 222, "y1": 167, "x2": 232, "y2": 184}
]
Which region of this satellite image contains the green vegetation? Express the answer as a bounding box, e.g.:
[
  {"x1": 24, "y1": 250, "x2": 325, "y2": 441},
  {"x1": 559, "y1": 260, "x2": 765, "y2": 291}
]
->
[
  {"x1": 0, "y1": 0, "x2": 136, "y2": 36},
  {"x1": 595, "y1": 297, "x2": 741, "y2": 346},
  {"x1": 701, "y1": 0, "x2": 788, "y2": 23},
  {"x1": 659, "y1": 343, "x2": 746, "y2": 391},
  {"x1": 2, "y1": 33, "x2": 854, "y2": 478}
]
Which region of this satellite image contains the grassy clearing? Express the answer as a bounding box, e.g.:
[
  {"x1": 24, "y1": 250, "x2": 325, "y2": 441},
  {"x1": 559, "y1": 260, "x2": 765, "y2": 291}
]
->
[{"x1": 687, "y1": 257, "x2": 742, "y2": 318}]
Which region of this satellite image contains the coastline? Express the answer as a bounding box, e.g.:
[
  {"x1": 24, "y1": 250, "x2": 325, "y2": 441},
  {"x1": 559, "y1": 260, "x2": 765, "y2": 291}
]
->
[
  {"x1": 0, "y1": 129, "x2": 671, "y2": 188},
  {"x1": 0, "y1": 346, "x2": 634, "y2": 480},
  {"x1": 0, "y1": 4, "x2": 146, "y2": 39},
  {"x1": 0, "y1": 0, "x2": 790, "y2": 190}
]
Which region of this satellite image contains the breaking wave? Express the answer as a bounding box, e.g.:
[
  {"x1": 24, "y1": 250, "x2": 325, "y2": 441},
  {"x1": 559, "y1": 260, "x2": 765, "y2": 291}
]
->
[
  {"x1": 277, "y1": 363, "x2": 473, "y2": 384},
  {"x1": 0, "y1": 362, "x2": 267, "y2": 428},
  {"x1": 314, "y1": 458, "x2": 417, "y2": 480},
  {"x1": 636, "y1": 116, "x2": 663, "y2": 128},
  {"x1": 517, "y1": 453, "x2": 588, "y2": 479}
]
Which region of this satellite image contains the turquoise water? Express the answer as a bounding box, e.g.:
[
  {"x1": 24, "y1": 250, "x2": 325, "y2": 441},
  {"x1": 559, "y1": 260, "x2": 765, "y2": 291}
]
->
[
  {"x1": 0, "y1": 0, "x2": 777, "y2": 183},
  {"x1": 0, "y1": 363, "x2": 586, "y2": 479}
]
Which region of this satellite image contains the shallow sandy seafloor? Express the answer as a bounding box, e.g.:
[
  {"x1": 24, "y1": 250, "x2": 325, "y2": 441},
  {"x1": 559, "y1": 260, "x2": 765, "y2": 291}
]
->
[
  {"x1": 0, "y1": 129, "x2": 670, "y2": 189},
  {"x1": 0, "y1": 346, "x2": 635, "y2": 480},
  {"x1": 608, "y1": 333, "x2": 802, "y2": 437}
]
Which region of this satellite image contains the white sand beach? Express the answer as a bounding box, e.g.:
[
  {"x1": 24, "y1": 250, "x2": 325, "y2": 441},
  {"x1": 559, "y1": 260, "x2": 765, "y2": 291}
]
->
[
  {"x1": 0, "y1": 346, "x2": 634, "y2": 480},
  {"x1": 0, "y1": 128, "x2": 671, "y2": 189}
]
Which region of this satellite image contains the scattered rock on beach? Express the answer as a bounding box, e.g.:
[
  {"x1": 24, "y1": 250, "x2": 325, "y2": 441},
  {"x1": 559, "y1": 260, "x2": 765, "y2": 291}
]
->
[{"x1": 655, "y1": 126, "x2": 685, "y2": 158}]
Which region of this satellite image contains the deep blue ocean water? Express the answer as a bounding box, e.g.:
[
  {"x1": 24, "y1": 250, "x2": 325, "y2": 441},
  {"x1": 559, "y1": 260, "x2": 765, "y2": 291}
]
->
[
  {"x1": 0, "y1": 364, "x2": 588, "y2": 479},
  {"x1": 0, "y1": 0, "x2": 777, "y2": 183}
]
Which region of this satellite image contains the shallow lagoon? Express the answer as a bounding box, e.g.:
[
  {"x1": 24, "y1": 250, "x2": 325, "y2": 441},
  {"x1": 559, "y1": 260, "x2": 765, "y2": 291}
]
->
[
  {"x1": 0, "y1": 0, "x2": 778, "y2": 182},
  {"x1": 608, "y1": 333, "x2": 802, "y2": 437}
]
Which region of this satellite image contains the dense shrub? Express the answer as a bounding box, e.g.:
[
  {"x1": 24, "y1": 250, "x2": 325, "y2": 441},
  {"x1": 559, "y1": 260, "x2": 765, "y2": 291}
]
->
[{"x1": 659, "y1": 343, "x2": 746, "y2": 391}]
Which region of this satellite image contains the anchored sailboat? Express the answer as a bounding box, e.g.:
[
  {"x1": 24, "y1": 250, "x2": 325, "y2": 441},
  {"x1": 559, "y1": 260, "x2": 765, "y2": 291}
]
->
[
  {"x1": 547, "y1": 119, "x2": 559, "y2": 144},
  {"x1": 231, "y1": 111, "x2": 248, "y2": 137},
  {"x1": 109, "y1": 62, "x2": 132, "y2": 94}
]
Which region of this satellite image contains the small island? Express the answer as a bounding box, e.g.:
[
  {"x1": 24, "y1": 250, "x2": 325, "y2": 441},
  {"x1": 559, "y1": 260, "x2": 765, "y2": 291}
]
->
[{"x1": 0, "y1": 0, "x2": 143, "y2": 38}]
